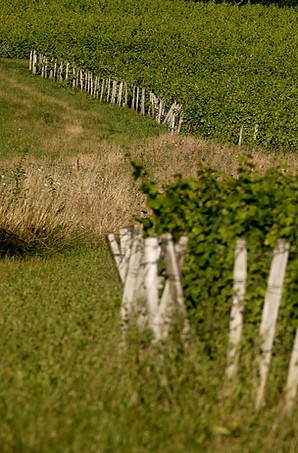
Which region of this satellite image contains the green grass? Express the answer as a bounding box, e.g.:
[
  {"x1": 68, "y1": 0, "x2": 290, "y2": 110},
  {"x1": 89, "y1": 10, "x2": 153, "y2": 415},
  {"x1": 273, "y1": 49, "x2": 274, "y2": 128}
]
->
[
  {"x1": 0, "y1": 59, "x2": 165, "y2": 159},
  {"x1": 0, "y1": 246, "x2": 297, "y2": 452}
]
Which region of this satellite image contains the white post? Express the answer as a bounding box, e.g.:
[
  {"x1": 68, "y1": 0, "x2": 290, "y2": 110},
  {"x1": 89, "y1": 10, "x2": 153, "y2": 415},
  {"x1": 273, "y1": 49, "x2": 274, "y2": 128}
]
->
[
  {"x1": 159, "y1": 235, "x2": 189, "y2": 339},
  {"x1": 100, "y1": 79, "x2": 105, "y2": 101},
  {"x1": 124, "y1": 83, "x2": 128, "y2": 107},
  {"x1": 284, "y1": 326, "x2": 298, "y2": 414},
  {"x1": 256, "y1": 239, "x2": 290, "y2": 410},
  {"x1": 136, "y1": 86, "x2": 140, "y2": 112},
  {"x1": 32, "y1": 50, "x2": 37, "y2": 75},
  {"x1": 111, "y1": 81, "x2": 117, "y2": 104},
  {"x1": 141, "y1": 88, "x2": 145, "y2": 115},
  {"x1": 107, "y1": 233, "x2": 123, "y2": 280},
  {"x1": 226, "y1": 239, "x2": 247, "y2": 378},
  {"x1": 29, "y1": 50, "x2": 33, "y2": 71},
  {"x1": 106, "y1": 78, "x2": 111, "y2": 102},
  {"x1": 121, "y1": 230, "x2": 143, "y2": 335},
  {"x1": 65, "y1": 62, "x2": 69, "y2": 81},
  {"x1": 253, "y1": 124, "x2": 259, "y2": 142},
  {"x1": 72, "y1": 67, "x2": 76, "y2": 88},
  {"x1": 238, "y1": 125, "x2": 244, "y2": 147},
  {"x1": 118, "y1": 82, "x2": 123, "y2": 106},
  {"x1": 131, "y1": 86, "x2": 135, "y2": 110},
  {"x1": 144, "y1": 237, "x2": 161, "y2": 341}
]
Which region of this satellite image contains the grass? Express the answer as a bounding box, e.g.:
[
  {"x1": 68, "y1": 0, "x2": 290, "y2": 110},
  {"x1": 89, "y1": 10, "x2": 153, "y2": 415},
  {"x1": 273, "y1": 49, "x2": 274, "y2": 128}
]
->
[
  {"x1": 0, "y1": 248, "x2": 297, "y2": 452},
  {"x1": 0, "y1": 58, "x2": 297, "y2": 452}
]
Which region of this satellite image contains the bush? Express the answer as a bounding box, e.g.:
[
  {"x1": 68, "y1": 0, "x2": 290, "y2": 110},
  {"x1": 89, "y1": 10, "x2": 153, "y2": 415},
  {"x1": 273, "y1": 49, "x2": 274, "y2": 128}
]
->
[{"x1": 135, "y1": 160, "x2": 298, "y2": 356}]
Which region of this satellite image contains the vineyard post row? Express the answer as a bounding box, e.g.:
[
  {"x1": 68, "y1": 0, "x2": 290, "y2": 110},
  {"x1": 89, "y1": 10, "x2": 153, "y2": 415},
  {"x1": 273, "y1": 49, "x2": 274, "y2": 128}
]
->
[
  {"x1": 29, "y1": 50, "x2": 184, "y2": 134},
  {"x1": 108, "y1": 226, "x2": 298, "y2": 415}
]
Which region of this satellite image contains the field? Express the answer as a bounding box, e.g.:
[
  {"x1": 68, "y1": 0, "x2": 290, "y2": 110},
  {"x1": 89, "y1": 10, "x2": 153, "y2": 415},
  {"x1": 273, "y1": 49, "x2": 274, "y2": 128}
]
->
[
  {"x1": 0, "y1": 0, "x2": 298, "y2": 450},
  {"x1": 1, "y1": 0, "x2": 298, "y2": 149}
]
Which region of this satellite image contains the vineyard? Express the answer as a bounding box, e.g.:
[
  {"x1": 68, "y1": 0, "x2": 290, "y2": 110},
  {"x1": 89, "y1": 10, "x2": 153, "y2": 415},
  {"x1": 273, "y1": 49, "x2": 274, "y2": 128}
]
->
[{"x1": 1, "y1": 0, "x2": 298, "y2": 149}]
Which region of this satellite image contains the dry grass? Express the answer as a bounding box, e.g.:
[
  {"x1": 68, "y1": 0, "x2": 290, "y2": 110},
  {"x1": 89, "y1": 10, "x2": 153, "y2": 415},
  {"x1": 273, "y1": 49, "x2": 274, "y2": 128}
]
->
[
  {"x1": 1, "y1": 133, "x2": 298, "y2": 252},
  {"x1": 136, "y1": 134, "x2": 298, "y2": 183},
  {"x1": 0, "y1": 151, "x2": 143, "y2": 250}
]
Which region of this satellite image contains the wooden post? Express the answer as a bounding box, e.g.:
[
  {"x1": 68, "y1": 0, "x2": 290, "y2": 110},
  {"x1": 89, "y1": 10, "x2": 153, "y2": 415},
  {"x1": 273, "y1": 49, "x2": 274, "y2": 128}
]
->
[
  {"x1": 32, "y1": 50, "x2": 37, "y2": 75},
  {"x1": 65, "y1": 62, "x2": 69, "y2": 81},
  {"x1": 238, "y1": 125, "x2": 244, "y2": 147},
  {"x1": 163, "y1": 103, "x2": 176, "y2": 126},
  {"x1": 159, "y1": 235, "x2": 189, "y2": 339},
  {"x1": 118, "y1": 82, "x2": 123, "y2": 106},
  {"x1": 100, "y1": 79, "x2": 105, "y2": 101},
  {"x1": 124, "y1": 83, "x2": 128, "y2": 107},
  {"x1": 29, "y1": 50, "x2": 33, "y2": 71},
  {"x1": 89, "y1": 72, "x2": 92, "y2": 94},
  {"x1": 226, "y1": 239, "x2": 247, "y2": 379},
  {"x1": 144, "y1": 237, "x2": 161, "y2": 341},
  {"x1": 119, "y1": 227, "x2": 133, "y2": 282},
  {"x1": 107, "y1": 233, "x2": 123, "y2": 281},
  {"x1": 160, "y1": 234, "x2": 190, "y2": 340},
  {"x1": 72, "y1": 67, "x2": 76, "y2": 88},
  {"x1": 41, "y1": 56, "x2": 45, "y2": 78},
  {"x1": 121, "y1": 229, "x2": 143, "y2": 335},
  {"x1": 256, "y1": 239, "x2": 290, "y2": 410},
  {"x1": 284, "y1": 326, "x2": 298, "y2": 414},
  {"x1": 106, "y1": 78, "x2": 111, "y2": 102},
  {"x1": 136, "y1": 86, "x2": 140, "y2": 112},
  {"x1": 141, "y1": 88, "x2": 145, "y2": 115},
  {"x1": 111, "y1": 81, "x2": 117, "y2": 104},
  {"x1": 253, "y1": 124, "x2": 259, "y2": 142},
  {"x1": 131, "y1": 86, "x2": 135, "y2": 111}
]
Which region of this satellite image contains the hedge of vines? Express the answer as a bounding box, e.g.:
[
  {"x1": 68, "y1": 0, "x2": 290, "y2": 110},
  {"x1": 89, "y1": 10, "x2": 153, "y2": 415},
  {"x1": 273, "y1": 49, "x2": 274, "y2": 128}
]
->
[
  {"x1": 1, "y1": 0, "x2": 298, "y2": 150},
  {"x1": 134, "y1": 161, "x2": 298, "y2": 358}
]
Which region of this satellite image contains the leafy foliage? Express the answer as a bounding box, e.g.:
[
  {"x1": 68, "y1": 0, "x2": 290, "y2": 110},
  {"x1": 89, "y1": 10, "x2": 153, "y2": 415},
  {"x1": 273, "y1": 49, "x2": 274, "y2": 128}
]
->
[
  {"x1": 1, "y1": 0, "x2": 298, "y2": 150},
  {"x1": 136, "y1": 161, "x2": 298, "y2": 356}
]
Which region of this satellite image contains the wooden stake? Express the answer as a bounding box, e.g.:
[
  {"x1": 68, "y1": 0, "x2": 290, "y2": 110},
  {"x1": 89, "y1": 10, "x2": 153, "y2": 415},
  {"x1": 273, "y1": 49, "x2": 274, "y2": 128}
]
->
[
  {"x1": 226, "y1": 239, "x2": 247, "y2": 379},
  {"x1": 124, "y1": 83, "x2": 128, "y2": 107},
  {"x1": 100, "y1": 79, "x2": 105, "y2": 101},
  {"x1": 256, "y1": 239, "x2": 290, "y2": 410},
  {"x1": 253, "y1": 124, "x2": 259, "y2": 142},
  {"x1": 163, "y1": 234, "x2": 189, "y2": 327},
  {"x1": 107, "y1": 233, "x2": 123, "y2": 281},
  {"x1": 65, "y1": 62, "x2": 69, "y2": 81},
  {"x1": 32, "y1": 50, "x2": 37, "y2": 75},
  {"x1": 238, "y1": 125, "x2": 244, "y2": 147},
  {"x1": 131, "y1": 86, "x2": 135, "y2": 110},
  {"x1": 284, "y1": 326, "x2": 298, "y2": 414},
  {"x1": 106, "y1": 78, "x2": 111, "y2": 102},
  {"x1": 144, "y1": 237, "x2": 161, "y2": 341},
  {"x1": 136, "y1": 86, "x2": 140, "y2": 112},
  {"x1": 72, "y1": 67, "x2": 76, "y2": 88},
  {"x1": 111, "y1": 80, "x2": 117, "y2": 104},
  {"x1": 159, "y1": 235, "x2": 189, "y2": 339},
  {"x1": 121, "y1": 229, "x2": 143, "y2": 335},
  {"x1": 118, "y1": 82, "x2": 123, "y2": 106},
  {"x1": 29, "y1": 50, "x2": 33, "y2": 71},
  {"x1": 141, "y1": 88, "x2": 145, "y2": 115}
]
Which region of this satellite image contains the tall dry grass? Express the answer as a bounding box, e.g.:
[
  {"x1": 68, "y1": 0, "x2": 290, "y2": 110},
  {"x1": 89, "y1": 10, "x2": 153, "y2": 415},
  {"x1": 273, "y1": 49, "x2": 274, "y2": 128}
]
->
[
  {"x1": 0, "y1": 150, "x2": 143, "y2": 252},
  {"x1": 1, "y1": 133, "x2": 298, "y2": 254}
]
